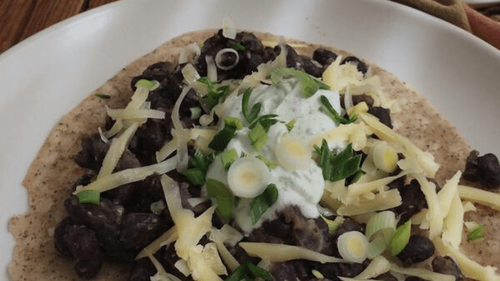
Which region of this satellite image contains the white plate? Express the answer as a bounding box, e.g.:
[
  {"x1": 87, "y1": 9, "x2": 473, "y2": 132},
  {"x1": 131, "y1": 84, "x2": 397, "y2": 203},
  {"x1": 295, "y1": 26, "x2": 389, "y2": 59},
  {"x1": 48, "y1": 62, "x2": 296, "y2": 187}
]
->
[{"x1": 1, "y1": 0, "x2": 500, "y2": 279}]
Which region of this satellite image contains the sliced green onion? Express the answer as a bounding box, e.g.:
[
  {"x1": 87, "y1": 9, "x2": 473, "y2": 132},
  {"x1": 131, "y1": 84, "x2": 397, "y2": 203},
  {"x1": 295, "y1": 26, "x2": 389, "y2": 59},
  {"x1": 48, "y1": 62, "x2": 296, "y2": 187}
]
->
[
  {"x1": 365, "y1": 211, "x2": 397, "y2": 258},
  {"x1": 249, "y1": 114, "x2": 279, "y2": 132},
  {"x1": 311, "y1": 270, "x2": 325, "y2": 279},
  {"x1": 249, "y1": 184, "x2": 279, "y2": 224},
  {"x1": 467, "y1": 225, "x2": 485, "y2": 241},
  {"x1": 248, "y1": 122, "x2": 268, "y2": 151},
  {"x1": 271, "y1": 67, "x2": 329, "y2": 98},
  {"x1": 337, "y1": 231, "x2": 369, "y2": 263},
  {"x1": 221, "y1": 149, "x2": 238, "y2": 170},
  {"x1": 224, "y1": 117, "x2": 244, "y2": 130},
  {"x1": 228, "y1": 157, "x2": 270, "y2": 198},
  {"x1": 391, "y1": 220, "x2": 412, "y2": 256},
  {"x1": 190, "y1": 106, "x2": 202, "y2": 119},
  {"x1": 242, "y1": 88, "x2": 261, "y2": 123},
  {"x1": 245, "y1": 261, "x2": 273, "y2": 280},
  {"x1": 189, "y1": 150, "x2": 216, "y2": 173},
  {"x1": 77, "y1": 190, "x2": 101, "y2": 205},
  {"x1": 322, "y1": 216, "x2": 345, "y2": 234},
  {"x1": 185, "y1": 168, "x2": 206, "y2": 186},
  {"x1": 320, "y1": 95, "x2": 357, "y2": 124},
  {"x1": 225, "y1": 263, "x2": 250, "y2": 281},
  {"x1": 285, "y1": 119, "x2": 296, "y2": 132},
  {"x1": 317, "y1": 141, "x2": 363, "y2": 182},
  {"x1": 255, "y1": 155, "x2": 277, "y2": 169},
  {"x1": 208, "y1": 125, "x2": 237, "y2": 151},
  {"x1": 94, "y1": 93, "x2": 110, "y2": 100},
  {"x1": 206, "y1": 179, "x2": 234, "y2": 220},
  {"x1": 231, "y1": 42, "x2": 246, "y2": 51},
  {"x1": 135, "y1": 79, "x2": 158, "y2": 89},
  {"x1": 150, "y1": 200, "x2": 166, "y2": 215}
]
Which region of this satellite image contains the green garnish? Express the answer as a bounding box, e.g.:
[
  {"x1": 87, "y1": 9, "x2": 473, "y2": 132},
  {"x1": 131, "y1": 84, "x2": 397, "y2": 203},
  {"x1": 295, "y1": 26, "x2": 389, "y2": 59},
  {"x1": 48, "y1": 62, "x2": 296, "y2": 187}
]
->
[
  {"x1": 190, "y1": 106, "x2": 202, "y2": 119},
  {"x1": 320, "y1": 95, "x2": 357, "y2": 124},
  {"x1": 256, "y1": 155, "x2": 277, "y2": 169},
  {"x1": 249, "y1": 114, "x2": 279, "y2": 132},
  {"x1": 77, "y1": 190, "x2": 101, "y2": 205},
  {"x1": 249, "y1": 184, "x2": 278, "y2": 225},
  {"x1": 208, "y1": 125, "x2": 237, "y2": 151},
  {"x1": 248, "y1": 122, "x2": 268, "y2": 151},
  {"x1": 185, "y1": 168, "x2": 206, "y2": 186},
  {"x1": 225, "y1": 261, "x2": 273, "y2": 281},
  {"x1": 206, "y1": 179, "x2": 234, "y2": 220},
  {"x1": 221, "y1": 149, "x2": 238, "y2": 170},
  {"x1": 94, "y1": 93, "x2": 110, "y2": 100},
  {"x1": 316, "y1": 140, "x2": 363, "y2": 182},
  {"x1": 186, "y1": 150, "x2": 216, "y2": 186},
  {"x1": 467, "y1": 225, "x2": 485, "y2": 241},
  {"x1": 224, "y1": 117, "x2": 244, "y2": 130},
  {"x1": 391, "y1": 220, "x2": 412, "y2": 256},
  {"x1": 271, "y1": 67, "x2": 330, "y2": 98},
  {"x1": 231, "y1": 42, "x2": 246, "y2": 51},
  {"x1": 198, "y1": 77, "x2": 230, "y2": 113},
  {"x1": 135, "y1": 79, "x2": 157, "y2": 88},
  {"x1": 285, "y1": 119, "x2": 296, "y2": 132},
  {"x1": 311, "y1": 270, "x2": 325, "y2": 280},
  {"x1": 242, "y1": 88, "x2": 262, "y2": 124},
  {"x1": 351, "y1": 170, "x2": 366, "y2": 183},
  {"x1": 150, "y1": 200, "x2": 166, "y2": 215}
]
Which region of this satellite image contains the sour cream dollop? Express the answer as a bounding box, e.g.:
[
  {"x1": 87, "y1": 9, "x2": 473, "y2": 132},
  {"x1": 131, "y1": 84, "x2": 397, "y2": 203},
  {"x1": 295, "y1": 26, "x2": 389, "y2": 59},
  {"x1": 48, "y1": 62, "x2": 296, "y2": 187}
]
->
[{"x1": 205, "y1": 81, "x2": 344, "y2": 233}]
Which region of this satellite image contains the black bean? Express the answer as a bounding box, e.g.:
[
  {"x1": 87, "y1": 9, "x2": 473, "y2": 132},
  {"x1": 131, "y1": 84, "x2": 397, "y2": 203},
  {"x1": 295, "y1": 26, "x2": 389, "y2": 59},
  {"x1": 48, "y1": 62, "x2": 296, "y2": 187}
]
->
[
  {"x1": 341, "y1": 56, "x2": 368, "y2": 74},
  {"x1": 463, "y1": 150, "x2": 500, "y2": 189},
  {"x1": 129, "y1": 258, "x2": 156, "y2": 281},
  {"x1": 432, "y1": 256, "x2": 464, "y2": 281},
  {"x1": 310, "y1": 261, "x2": 367, "y2": 280},
  {"x1": 313, "y1": 48, "x2": 338, "y2": 66},
  {"x1": 375, "y1": 272, "x2": 399, "y2": 281},
  {"x1": 64, "y1": 197, "x2": 125, "y2": 233},
  {"x1": 74, "y1": 134, "x2": 110, "y2": 171},
  {"x1": 397, "y1": 235, "x2": 435, "y2": 266},
  {"x1": 391, "y1": 179, "x2": 427, "y2": 224},
  {"x1": 63, "y1": 225, "x2": 101, "y2": 261},
  {"x1": 74, "y1": 257, "x2": 103, "y2": 279},
  {"x1": 53, "y1": 216, "x2": 74, "y2": 257},
  {"x1": 119, "y1": 213, "x2": 165, "y2": 250},
  {"x1": 368, "y1": 106, "x2": 393, "y2": 129}
]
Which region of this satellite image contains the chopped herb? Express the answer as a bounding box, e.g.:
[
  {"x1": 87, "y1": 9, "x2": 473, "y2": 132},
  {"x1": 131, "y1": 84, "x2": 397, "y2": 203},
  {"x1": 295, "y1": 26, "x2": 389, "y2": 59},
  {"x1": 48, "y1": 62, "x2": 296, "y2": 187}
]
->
[
  {"x1": 271, "y1": 67, "x2": 330, "y2": 98},
  {"x1": 208, "y1": 125, "x2": 237, "y2": 151},
  {"x1": 198, "y1": 77, "x2": 230, "y2": 113},
  {"x1": 224, "y1": 117, "x2": 244, "y2": 130},
  {"x1": 190, "y1": 106, "x2": 202, "y2": 119},
  {"x1": 391, "y1": 220, "x2": 412, "y2": 256},
  {"x1": 249, "y1": 184, "x2": 278, "y2": 224},
  {"x1": 249, "y1": 114, "x2": 279, "y2": 132},
  {"x1": 186, "y1": 150, "x2": 216, "y2": 186},
  {"x1": 467, "y1": 225, "x2": 485, "y2": 241},
  {"x1": 150, "y1": 200, "x2": 166, "y2": 215},
  {"x1": 135, "y1": 79, "x2": 157, "y2": 88},
  {"x1": 77, "y1": 190, "x2": 101, "y2": 205},
  {"x1": 316, "y1": 140, "x2": 363, "y2": 182},
  {"x1": 256, "y1": 155, "x2": 277, "y2": 169},
  {"x1": 231, "y1": 42, "x2": 246, "y2": 51},
  {"x1": 206, "y1": 179, "x2": 234, "y2": 220},
  {"x1": 248, "y1": 122, "x2": 268, "y2": 151},
  {"x1": 285, "y1": 119, "x2": 296, "y2": 132},
  {"x1": 242, "y1": 88, "x2": 262, "y2": 123},
  {"x1": 225, "y1": 261, "x2": 273, "y2": 281},
  {"x1": 185, "y1": 168, "x2": 206, "y2": 186},
  {"x1": 351, "y1": 170, "x2": 366, "y2": 183},
  {"x1": 94, "y1": 93, "x2": 110, "y2": 100},
  {"x1": 221, "y1": 149, "x2": 238, "y2": 170},
  {"x1": 320, "y1": 95, "x2": 357, "y2": 124}
]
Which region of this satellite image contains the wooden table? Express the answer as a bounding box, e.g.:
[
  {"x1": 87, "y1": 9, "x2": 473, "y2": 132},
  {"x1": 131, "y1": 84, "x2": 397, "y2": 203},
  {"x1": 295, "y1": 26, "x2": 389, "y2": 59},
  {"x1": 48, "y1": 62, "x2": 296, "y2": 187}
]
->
[{"x1": 1, "y1": 0, "x2": 499, "y2": 54}]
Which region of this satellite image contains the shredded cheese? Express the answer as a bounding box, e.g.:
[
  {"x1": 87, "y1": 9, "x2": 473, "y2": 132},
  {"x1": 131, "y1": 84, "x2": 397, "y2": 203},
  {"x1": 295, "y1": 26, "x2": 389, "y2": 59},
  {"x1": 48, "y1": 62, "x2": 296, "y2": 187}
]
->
[
  {"x1": 458, "y1": 185, "x2": 500, "y2": 211},
  {"x1": 337, "y1": 189, "x2": 401, "y2": 216},
  {"x1": 136, "y1": 226, "x2": 178, "y2": 260},
  {"x1": 413, "y1": 174, "x2": 441, "y2": 239},
  {"x1": 239, "y1": 242, "x2": 346, "y2": 263},
  {"x1": 106, "y1": 107, "x2": 165, "y2": 120},
  {"x1": 390, "y1": 263, "x2": 455, "y2": 281},
  {"x1": 354, "y1": 256, "x2": 391, "y2": 279},
  {"x1": 441, "y1": 193, "x2": 464, "y2": 249}
]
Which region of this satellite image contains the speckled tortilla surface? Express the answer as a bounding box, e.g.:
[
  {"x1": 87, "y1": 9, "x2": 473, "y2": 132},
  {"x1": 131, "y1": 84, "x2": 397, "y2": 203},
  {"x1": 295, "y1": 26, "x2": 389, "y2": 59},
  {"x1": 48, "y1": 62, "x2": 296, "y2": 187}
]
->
[{"x1": 8, "y1": 29, "x2": 499, "y2": 280}]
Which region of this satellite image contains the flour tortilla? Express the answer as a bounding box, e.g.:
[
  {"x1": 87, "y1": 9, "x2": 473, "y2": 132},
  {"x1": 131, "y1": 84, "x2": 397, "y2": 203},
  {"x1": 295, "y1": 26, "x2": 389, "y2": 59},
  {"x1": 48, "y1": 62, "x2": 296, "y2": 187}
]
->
[{"x1": 8, "y1": 29, "x2": 498, "y2": 280}]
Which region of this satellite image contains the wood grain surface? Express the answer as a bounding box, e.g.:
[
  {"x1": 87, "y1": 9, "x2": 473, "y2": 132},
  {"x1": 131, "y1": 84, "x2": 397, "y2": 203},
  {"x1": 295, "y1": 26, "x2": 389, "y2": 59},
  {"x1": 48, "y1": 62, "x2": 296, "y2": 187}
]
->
[{"x1": 0, "y1": 0, "x2": 499, "y2": 54}]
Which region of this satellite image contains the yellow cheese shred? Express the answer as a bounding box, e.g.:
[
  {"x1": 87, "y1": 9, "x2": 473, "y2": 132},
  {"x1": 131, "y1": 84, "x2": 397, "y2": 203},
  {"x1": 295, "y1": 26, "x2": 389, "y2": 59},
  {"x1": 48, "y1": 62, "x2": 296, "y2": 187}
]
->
[
  {"x1": 239, "y1": 242, "x2": 346, "y2": 263},
  {"x1": 441, "y1": 193, "x2": 464, "y2": 249},
  {"x1": 413, "y1": 173, "x2": 441, "y2": 239},
  {"x1": 458, "y1": 185, "x2": 500, "y2": 211},
  {"x1": 136, "y1": 226, "x2": 178, "y2": 260},
  {"x1": 390, "y1": 263, "x2": 455, "y2": 281}
]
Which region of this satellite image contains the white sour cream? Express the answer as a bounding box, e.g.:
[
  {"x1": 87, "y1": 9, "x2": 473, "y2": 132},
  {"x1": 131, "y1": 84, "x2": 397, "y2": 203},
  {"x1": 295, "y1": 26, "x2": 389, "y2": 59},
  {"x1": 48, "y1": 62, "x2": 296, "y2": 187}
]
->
[{"x1": 205, "y1": 81, "x2": 344, "y2": 234}]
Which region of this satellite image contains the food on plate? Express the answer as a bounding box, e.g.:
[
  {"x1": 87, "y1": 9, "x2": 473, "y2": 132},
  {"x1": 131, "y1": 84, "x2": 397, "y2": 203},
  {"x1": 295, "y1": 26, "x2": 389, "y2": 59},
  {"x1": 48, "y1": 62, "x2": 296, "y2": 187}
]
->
[{"x1": 8, "y1": 21, "x2": 500, "y2": 281}]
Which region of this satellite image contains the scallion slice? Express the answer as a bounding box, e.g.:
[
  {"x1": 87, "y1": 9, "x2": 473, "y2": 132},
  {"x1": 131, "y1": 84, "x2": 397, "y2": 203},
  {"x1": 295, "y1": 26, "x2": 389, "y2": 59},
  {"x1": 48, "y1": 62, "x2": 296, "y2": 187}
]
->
[
  {"x1": 77, "y1": 190, "x2": 101, "y2": 205},
  {"x1": 221, "y1": 149, "x2": 238, "y2": 170},
  {"x1": 249, "y1": 184, "x2": 279, "y2": 224},
  {"x1": 231, "y1": 42, "x2": 246, "y2": 51},
  {"x1": 208, "y1": 125, "x2": 237, "y2": 151},
  {"x1": 391, "y1": 220, "x2": 412, "y2": 256},
  {"x1": 271, "y1": 67, "x2": 330, "y2": 98},
  {"x1": 337, "y1": 231, "x2": 369, "y2": 263},
  {"x1": 467, "y1": 225, "x2": 485, "y2": 241},
  {"x1": 135, "y1": 79, "x2": 158, "y2": 89},
  {"x1": 255, "y1": 155, "x2": 277, "y2": 169},
  {"x1": 225, "y1": 261, "x2": 273, "y2": 281},
  {"x1": 224, "y1": 117, "x2": 244, "y2": 130},
  {"x1": 242, "y1": 88, "x2": 261, "y2": 123},
  {"x1": 190, "y1": 106, "x2": 202, "y2": 119},
  {"x1": 320, "y1": 95, "x2": 357, "y2": 124},
  {"x1": 185, "y1": 168, "x2": 206, "y2": 186},
  {"x1": 94, "y1": 93, "x2": 110, "y2": 100},
  {"x1": 248, "y1": 122, "x2": 268, "y2": 151},
  {"x1": 206, "y1": 179, "x2": 234, "y2": 220},
  {"x1": 285, "y1": 119, "x2": 296, "y2": 132}
]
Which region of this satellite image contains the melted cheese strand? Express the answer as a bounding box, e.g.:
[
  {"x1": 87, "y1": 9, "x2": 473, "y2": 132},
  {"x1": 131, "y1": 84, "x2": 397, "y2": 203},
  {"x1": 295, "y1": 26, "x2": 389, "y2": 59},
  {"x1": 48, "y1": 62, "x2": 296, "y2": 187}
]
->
[
  {"x1": 97, "y1": 122, "x2": 139, "y2": 180},
  {"x1": 76, "y1": 157, "x2": 176, "y2": 193},
  {"x1": 239, "y1": 242, "x2": 346, "y2": 263}
]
